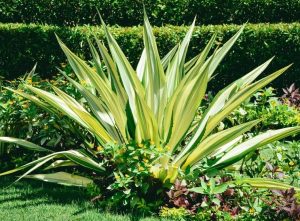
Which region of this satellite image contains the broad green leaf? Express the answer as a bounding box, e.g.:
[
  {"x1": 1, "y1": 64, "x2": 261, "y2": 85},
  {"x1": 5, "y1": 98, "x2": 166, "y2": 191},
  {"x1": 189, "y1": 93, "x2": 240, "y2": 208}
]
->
[
  {"x1": 143, "y1": 12, "x2": 166, "y2": 119},
  {"x1": 44, "y1": 160, "x2": 77, "y2": 170},
  {"x1": 212, "y1": 198, "x2": 221, "y2": 206},
  {"x1": 0, "y1": 137, "x2": 53, "y2": 153},
  {"x1": 52, "y1": 86, "x2": 114, "y2": 144},
  {"x1": 204, "y1": 65, "x2": 291, "y2": 138},
  {"x1": 189, "y1": 187, "x2": 205, "y2": 194},
  {"x1": 166, "y1": 18, "x2": 196, "y2": 98},
  {"x1": 164, "y1": 52, "x2": 211, "y2": 151},
  {"x1": 87, "y1": 38, "x2": 108, "y2": 81},
  {"x1": 212, "y1": 183, "x2": 228, "y2": 194},
  {"x1": 213, "y1": 127, "x2": 300, "y2": 169},
  {"x1": 201, "y1": 178, "x2": 207, "y2": 189},
  {"x1": 161, "y1": 44, "x2": 179, "y2": 70},
  {"x1": 209, "y1": 178, "x2": 216, "y2": 191},
  {"x1": 233, "y1": 178, "x2": 300, "y2": 192},
  {"x1": 95, "y1": 38, "x2": 127, "y2": 104},
  {"x1": 63, "y1": 149, "x2": 105, "y2": 172},
  {"x1": 62, "y1": 74, "x2": 127, "y2": 143},
  {"x1": 180, "y1": 120, "x2": 260, "y2": 169},
  {"x1": 207, "y1": 25, "x2": 245, "y2": 78},
  {"x1": 0, "y1": 150, "x2": 105, "y2": 179},
  {"x1": 57, "y1": 36, "x2": 126, "y2": 133},
  {"x1": 183, "y1": 58, "x2": 283, "y2": 155},
  {"x1": 5, "y1": 87, "x2": 58, "y2": 115},
  {"x1": 24, "y1": 172, "x2": 93, "y2": 187}
]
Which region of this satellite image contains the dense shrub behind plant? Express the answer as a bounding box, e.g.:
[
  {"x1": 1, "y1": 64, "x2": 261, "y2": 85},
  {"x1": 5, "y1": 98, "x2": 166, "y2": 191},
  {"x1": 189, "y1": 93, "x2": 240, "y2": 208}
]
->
[
  {"x1": 1, "y1": 0, "x2": 300, "y2": 26},
  {"x1": 1, "y1": 23, "x2": 300, "y2": 91},
  {"x1": 1, "y1": 15, "x2": 300, "y2": 214},
  {"x1": 0, "y1": 69, "x2": 85, "y2": 168}
]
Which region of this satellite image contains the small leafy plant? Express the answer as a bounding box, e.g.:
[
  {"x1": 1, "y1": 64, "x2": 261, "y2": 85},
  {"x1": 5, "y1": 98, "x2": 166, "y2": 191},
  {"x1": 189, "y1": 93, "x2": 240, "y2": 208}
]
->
[
  {"x1": 226, "y1": 87, "x2": 300, "y2": 130},
  {"x1": 282, "y1": 83, "x2": 300, "y2": 107}
]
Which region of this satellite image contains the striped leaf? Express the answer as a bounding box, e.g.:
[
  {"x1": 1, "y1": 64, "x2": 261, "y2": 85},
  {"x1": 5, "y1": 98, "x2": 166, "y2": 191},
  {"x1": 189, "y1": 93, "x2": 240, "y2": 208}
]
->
[
  {"x1": 24, "y1": 172, "x2": 93, "y2": 187},
  {"x1": 0, "y1": 137, "x2": 53, "y2": 153},
  {"x1": 212, "y1": 127, "x2": 300, "y2": 169},
  {"x1": 233, "y1": 178, "x2": 300, "y2": 192}
]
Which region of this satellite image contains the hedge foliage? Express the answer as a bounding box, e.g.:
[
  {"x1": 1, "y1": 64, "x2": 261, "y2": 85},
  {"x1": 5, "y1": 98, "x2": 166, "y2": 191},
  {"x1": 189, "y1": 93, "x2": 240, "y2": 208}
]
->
[
  {"x1": 0, "y1": 23, "x2": 300, "y2": 90},
  {"x1": 1, "y1": 0, "x2": 300, "y2": 26}
]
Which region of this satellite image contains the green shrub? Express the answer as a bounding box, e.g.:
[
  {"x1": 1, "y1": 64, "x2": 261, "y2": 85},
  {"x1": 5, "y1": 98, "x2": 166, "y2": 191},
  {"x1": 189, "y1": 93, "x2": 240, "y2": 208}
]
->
[
  {"x1": 159, "y1": 207, "x2": 189, "y2": 220},
  {"x1": 0, "y1": 71, "x2": 84, "y2": 169},
  {"x1": 226, "y1": 87, "x2": 300, "y2": 130},
  {"x1": 1, "y1": 0, "x2": 300, "y2": 26},
  {"x1": 1, "y1": 23, "x2": 300, "y2": 90}
]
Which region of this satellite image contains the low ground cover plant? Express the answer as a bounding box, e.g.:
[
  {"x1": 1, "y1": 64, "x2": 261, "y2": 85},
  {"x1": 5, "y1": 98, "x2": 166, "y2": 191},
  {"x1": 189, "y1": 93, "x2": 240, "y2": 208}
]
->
[{"x1": 1, "y1": 14, "x2": 300, "y2": 219}]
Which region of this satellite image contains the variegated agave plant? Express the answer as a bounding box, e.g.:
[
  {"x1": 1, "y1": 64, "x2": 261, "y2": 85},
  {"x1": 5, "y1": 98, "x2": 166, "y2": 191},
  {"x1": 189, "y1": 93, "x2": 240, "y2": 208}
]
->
[{"x1": 1, "y1": 14, "x2": 300, "y2": 187}]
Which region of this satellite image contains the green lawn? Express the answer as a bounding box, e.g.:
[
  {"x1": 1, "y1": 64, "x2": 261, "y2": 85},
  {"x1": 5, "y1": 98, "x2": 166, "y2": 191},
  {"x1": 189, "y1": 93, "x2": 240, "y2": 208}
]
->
[{"x1": 0, "y1": 178, "x2": 163, "y2": 221}]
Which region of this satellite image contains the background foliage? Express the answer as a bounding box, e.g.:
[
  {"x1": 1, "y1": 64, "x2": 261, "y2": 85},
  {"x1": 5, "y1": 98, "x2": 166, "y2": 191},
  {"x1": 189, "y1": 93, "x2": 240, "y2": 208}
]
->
[
  {"x1": 1, "y1": 23, "x2": 300, "y2": 90},
  {"x1": 0, "y1": 0, "x2": 300, "y2": 26}
]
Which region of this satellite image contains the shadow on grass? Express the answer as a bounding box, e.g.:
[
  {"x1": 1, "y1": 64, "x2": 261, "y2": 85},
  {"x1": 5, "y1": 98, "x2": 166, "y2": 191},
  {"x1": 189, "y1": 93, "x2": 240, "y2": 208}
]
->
[
  {"x1": 0, "y1": 176, "x2": 95, "y2": 214},
  {"x1": 0, "y1": 176, "x2": 159, "y2": 221},
  {"x1": 0, "y1": 176, "x2": 89, "y2": 202}
]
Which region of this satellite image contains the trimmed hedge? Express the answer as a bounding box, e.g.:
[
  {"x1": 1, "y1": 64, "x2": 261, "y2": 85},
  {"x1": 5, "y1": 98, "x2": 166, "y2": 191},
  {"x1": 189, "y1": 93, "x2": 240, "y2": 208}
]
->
[
  {"x1": 1, "y1": 0, "x2": 300, "y2": 26},
  {"x1": 0, "y1": 23, "x2": 300, "y2": 90}
]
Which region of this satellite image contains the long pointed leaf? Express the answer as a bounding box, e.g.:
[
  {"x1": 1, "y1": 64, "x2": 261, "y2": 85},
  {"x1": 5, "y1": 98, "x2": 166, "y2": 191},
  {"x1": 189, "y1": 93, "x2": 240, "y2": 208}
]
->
[
  {"x1": 183, "y1": 58, "x2": 280, "y2": 156},
  {"x1": 0, "y1": 137, "x2": 53, "y2": 152},
  {"x1": 24, "y1": 172, "x2": 93, "y2": 187},
  {"x1": 233, "y1": 178, "x2": 300, "y2": 192},
  {"x1": 181, "y1": 120, "x2": 260, "y2": 169},
  {"x1": 212, "y1": 127, "x2": 300, "y2": 169},
  {"x1": 166, "y1": 18, "x2": 196, "y2": 97},
  {"x1": 52, "y1": 86, "x2": 113, "y2": 144}
]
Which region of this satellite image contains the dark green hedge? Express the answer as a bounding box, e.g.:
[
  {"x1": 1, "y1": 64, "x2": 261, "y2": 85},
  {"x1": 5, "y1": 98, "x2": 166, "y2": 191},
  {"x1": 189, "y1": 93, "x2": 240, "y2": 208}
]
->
[
  {"x1": 0, "y1": 23, "x2": 300, "y2": 90},
  {"x1": 1, "y1": 0, "x2": 300, "y2": 26}
]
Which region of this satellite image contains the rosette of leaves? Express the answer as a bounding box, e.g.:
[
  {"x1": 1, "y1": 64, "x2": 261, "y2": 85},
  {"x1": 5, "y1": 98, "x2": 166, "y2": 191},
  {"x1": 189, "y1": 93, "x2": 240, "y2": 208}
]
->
[{"x1": 1, "y1": 13, "x2": 300, "y2": 188}]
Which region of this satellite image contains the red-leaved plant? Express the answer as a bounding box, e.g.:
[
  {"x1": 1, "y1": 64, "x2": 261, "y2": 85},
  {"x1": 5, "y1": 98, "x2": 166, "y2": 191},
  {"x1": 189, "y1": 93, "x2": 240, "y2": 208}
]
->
[{"x1": 282, "y1": 83, "x2": 300, "y2": 107}]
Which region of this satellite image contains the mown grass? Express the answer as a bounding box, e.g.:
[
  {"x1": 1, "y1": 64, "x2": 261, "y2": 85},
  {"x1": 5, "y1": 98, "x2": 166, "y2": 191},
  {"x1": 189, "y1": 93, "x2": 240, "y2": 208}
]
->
[{"x1": 0, "y1": 177, "x2": 164, "y2": 221}]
